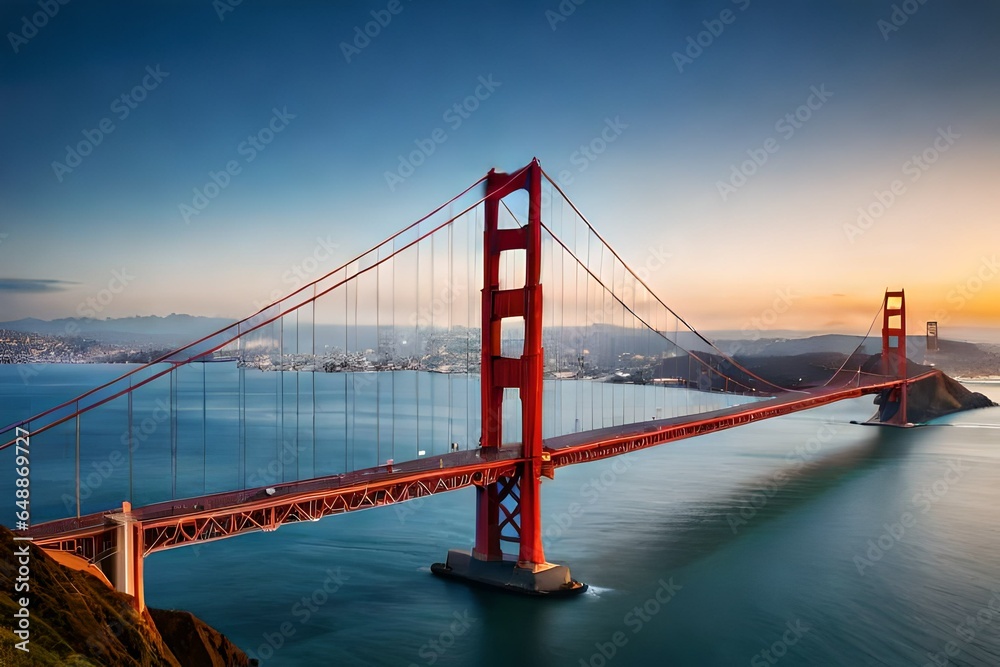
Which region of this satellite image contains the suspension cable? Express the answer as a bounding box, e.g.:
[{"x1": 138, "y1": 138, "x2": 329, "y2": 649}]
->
[
  {"x1": 820, "y1": 299, "x2": 887, "y2": 388},
  {"x1": 1, "y1": 168, "x2": 527, "y2": 450},
  {"x1": 499, "y1": 198, "x2": 758, "y2": 395},
  {"x1": 540, "y1": 168, "x2": 810, "y2": 394}
]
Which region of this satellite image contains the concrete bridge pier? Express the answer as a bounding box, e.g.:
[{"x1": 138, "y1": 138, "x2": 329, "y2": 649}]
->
[{"x1": 106, "y1": 502, "x2": 146, "y2": 612}]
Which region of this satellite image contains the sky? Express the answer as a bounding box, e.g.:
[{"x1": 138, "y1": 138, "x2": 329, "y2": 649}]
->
[{"x1": 1, "y1": 0, "x2": 998, "y2": 339}]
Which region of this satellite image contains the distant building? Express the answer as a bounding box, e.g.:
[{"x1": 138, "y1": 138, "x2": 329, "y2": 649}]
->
[{"x1": 926, "y1": 321, "x2": 939, "y2": 351}]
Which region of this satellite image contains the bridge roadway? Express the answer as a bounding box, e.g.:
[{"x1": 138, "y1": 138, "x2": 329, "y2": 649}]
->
[{"x1": 23, "y1": 371, "x2": 931, "y2": 557}]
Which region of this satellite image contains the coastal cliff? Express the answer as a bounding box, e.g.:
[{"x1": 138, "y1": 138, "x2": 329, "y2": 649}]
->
[
  {"x1": 858, "y1": 354, "x2": 998, "y2": 423},
  {"x1": 0, "y1": 526, "x2": 249, "y2": 666},
  {"x1": 901, "y1": 370, "x2": 998, "y2": 423}
]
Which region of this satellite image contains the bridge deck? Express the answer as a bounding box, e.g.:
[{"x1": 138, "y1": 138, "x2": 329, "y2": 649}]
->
[
  {"x1": 545, "y1": 373, "x2": 931, "y2": 466},
  {"x1": 23, "y1": 373, "x2": 929, "y2": 552}
]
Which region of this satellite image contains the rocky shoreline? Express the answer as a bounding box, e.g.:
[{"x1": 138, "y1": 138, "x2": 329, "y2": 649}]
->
[{"x1": 0, "y1": 526, "x2": 249, "y2": 666}]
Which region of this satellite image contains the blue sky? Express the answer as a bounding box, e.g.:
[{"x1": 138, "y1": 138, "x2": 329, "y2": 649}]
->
[{"x1": 1, "y1": 0, "x2": 998, "y2": 335}]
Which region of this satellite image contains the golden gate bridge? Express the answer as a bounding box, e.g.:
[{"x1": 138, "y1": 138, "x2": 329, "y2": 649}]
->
[{"x1": 1, "y1": 159, "x2": 923, "y2": 609}]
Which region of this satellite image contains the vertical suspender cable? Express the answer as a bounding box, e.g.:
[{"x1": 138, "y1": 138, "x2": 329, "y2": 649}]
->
[
  {"x1": 295, "y1": 307, "x2": 300, "y2": 481},
  {"x1": 278, "y1": 317, "x2": 283, "y2": 481},
  {"x1": 416, "y1": 232, "x2": 421, "y2": 457},
  {"x1": 353, "y1": 265, "x2": 359, "y2": 469},
  {"x1": 202, "y1": 362, "x2": 206, "y2": 494},
  {"x1": 448, "y1": 216, "x2": 454, "y2": 450},
  {"x1": 312, "y1": 286, "x2": 316, "y2": 477},
  {"x1": 239, "y1": 353, "x2": 245, "y2": 489},
  {"x1": 75, "y1": 402, "x2": 80, "y2": 518},
  {"x1": 391, "y1": 238, "x2": 396, "y2": 464},
  {"x1": 170, "y1": 370, "x2": 177, "y2": 499},
  {"x1": 376, "y1": 246, "x2": 381, "y2": 467},
  {"x1": 127, "y1": 381, "x2": 133, "y2": 504},
  {"x1": 344, "y1": 271, "x2": 349, "y2": 473}
]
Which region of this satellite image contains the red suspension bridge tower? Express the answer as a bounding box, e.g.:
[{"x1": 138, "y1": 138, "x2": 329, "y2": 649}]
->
[
  {"x1": 879, "y1": 289, "x2": 909, "y2": 425},
  {"x1": 431, "y1": 159, "x2": 587, "y2": 595}
]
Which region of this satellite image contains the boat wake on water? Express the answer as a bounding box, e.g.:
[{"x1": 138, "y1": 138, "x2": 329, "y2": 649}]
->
[{"x1": 584, "y1": 585, "x2": 615, "y2": 598}]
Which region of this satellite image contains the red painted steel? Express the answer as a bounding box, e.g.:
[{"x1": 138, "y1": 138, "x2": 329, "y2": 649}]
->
[
  {"x1": 27, "y1": 373, "x2": 928, "y2": 555},
  {"x1": 23, "y1": 370, "x2": 928, "y2": 610},
  {"x1": 14, "y1": 160, "x2": 926, "y2": 608},
  {"x1": 881, "y1": 290, "x2": 908, "y2": 424},
  {"x1": 29, "y1": 454, "x2": 522, "y2": 561},
  {"x1": 546, "y1": 371, "x2": 937, "y2": 468},
  {"x1": 476, "y1": 158, "x2": 546, "y2": 566}
]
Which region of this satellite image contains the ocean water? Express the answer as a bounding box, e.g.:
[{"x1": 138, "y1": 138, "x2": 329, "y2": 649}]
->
[
  {"x1": 3, "y1": 367, "x2": 1000, "y2": 665},
  {"x1": 0, "y1": 364, "x2": 750, "y2": 523}
]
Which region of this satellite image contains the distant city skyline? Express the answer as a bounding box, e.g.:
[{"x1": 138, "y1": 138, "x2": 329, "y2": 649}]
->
[{"x1": 1, "y1": 1, "x2": 998, "y2": 338}]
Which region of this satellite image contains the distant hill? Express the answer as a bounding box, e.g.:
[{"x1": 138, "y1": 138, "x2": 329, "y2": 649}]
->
[
  {"x1": 0, "y1": 315, "x2": 236, "y2": 347},
  {"x1": 711, "y1": 334, "x2": 976, "y2": 358},
  {"x1": 713, "y1": 334, "x2": 997, "y2": 377}
]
